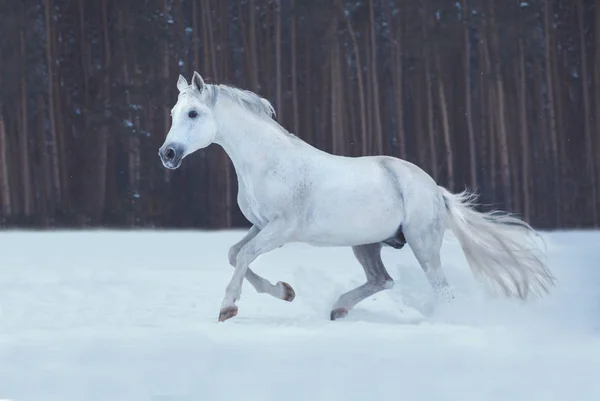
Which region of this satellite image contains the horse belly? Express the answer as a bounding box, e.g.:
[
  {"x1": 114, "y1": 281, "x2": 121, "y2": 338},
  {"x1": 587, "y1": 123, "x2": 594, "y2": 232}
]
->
[{"x1": 302, "y1": 186, "x2": 403, "y2": 246}]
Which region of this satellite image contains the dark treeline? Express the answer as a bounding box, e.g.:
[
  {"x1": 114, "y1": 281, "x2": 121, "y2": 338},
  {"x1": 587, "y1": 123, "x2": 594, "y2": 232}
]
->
[{"x1": 0, "y1": 0, "x2": 598, "y2": 230}]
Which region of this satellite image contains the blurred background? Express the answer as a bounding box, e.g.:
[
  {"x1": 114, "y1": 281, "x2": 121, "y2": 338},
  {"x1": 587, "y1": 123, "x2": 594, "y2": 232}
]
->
[{"x1": 0, "y1": 0, "x2": 597, "y2": 230}]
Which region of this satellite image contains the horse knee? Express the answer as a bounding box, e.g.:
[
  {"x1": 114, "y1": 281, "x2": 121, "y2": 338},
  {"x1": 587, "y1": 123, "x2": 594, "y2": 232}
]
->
[
  {"x1": 382, "y1": 278, "x2": 394, "y2": 290},
  {"x1": 228, "y1": 246, "x2": 240, "y2": 266},
  {"x1": 372, "y1": 276, "x2": 394, "y2": 290},
  {"x1": 234, "y1": 246, "x2": 256, "y2": 268}
]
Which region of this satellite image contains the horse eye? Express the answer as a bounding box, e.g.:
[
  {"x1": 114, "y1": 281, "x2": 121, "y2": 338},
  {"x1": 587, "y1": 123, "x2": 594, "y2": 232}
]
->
[{"x1": 188, "y1": 110, "x2": 198, "y2": 118}]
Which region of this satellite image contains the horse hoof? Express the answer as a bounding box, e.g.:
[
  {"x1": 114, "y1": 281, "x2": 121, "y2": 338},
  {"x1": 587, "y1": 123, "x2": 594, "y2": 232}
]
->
[
  {"x1": 330, "y1": 307, "x2": 348, "y2": 321},
  {"x1": 277, "y1": 281, "x2": 295, "y2": 302},
  {"x1": 218, "y1": 305, "x2": 238, "y2": 322}
]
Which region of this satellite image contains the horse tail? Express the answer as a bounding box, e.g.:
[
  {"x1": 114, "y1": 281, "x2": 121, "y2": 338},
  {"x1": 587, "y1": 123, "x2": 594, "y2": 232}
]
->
[{"x1": 438, "y1": 186, "x2": 556, "y2": 300}]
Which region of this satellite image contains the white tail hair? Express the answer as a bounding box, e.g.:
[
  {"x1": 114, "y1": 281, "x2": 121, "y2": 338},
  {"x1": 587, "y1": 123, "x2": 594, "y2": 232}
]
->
[{"x1": 439, "y1": 186, "x2": 556, "y2": 300}]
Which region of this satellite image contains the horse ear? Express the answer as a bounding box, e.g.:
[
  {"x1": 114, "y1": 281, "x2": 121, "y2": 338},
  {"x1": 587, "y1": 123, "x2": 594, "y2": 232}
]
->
[
  {"x1": 177, "y1": 74, "x2": 188, "y2": 92},
  {"x1": 192, "y1": 71, "x2": 206, "y2": 92}
]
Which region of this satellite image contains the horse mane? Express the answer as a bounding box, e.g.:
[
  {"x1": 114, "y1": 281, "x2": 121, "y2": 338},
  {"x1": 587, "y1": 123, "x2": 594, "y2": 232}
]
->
[
  {"x1": 204, "y1": 83, "x2": 298, "y2": 139},
  {"x1": 206, "y1": 84, "x2": 276, "y2": 120}
]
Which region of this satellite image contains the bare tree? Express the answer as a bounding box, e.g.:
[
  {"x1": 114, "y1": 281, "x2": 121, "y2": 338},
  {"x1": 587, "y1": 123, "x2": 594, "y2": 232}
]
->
[
  {"x1": 0, "y1": 0, "x2": 596, "y2": 229},
  {"x1": 43, "y1": 0, "x2": 62, "y2": 206},
  {"x1": 577, "y1": 0, "x2": 597, "y2": 224},
  {"x1": 18, "y1": 12, "x2": 32, "y2": 215},
  {"x1": 0, "y1": 104, "x2": 10, "y2": 215},
  {"x1": 489, "y1": 1, "x2": 511, "y2": 209},
  {"x1": 462, "y1": 0, "x2": 477, "y2": 191}
]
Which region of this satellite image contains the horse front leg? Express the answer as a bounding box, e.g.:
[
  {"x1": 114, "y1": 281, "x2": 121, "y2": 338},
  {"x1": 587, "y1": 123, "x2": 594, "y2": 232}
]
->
[
  {"x1": 228, "y1": 225, "x2": 295, "y2": 302},
  {"x1": 219, "y1": 218, "x2": 295, "y2": 322},
  {"x1": 227, "y1": 225, "x2": 259, "y2": 266}
]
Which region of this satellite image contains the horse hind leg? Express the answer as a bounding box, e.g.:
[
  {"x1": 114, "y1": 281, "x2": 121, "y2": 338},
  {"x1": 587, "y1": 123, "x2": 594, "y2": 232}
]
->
[
  {"x1": 330, "y1": 243, "x2": 394, "y2": 320},
  {"x1": 404, "y1": 219, "x2": 453, "y2": 303}
]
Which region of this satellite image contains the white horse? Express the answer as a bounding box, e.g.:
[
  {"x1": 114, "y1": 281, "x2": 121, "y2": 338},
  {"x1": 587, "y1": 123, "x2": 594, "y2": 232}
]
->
[{"x1": 158, "y1": 71, "x2": 556, "y2": 322}]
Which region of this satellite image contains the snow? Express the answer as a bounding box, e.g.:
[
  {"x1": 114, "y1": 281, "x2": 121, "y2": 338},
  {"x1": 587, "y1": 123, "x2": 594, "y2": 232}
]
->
[{"x1": 1, "y1": 229, "x2": 599, "y2": 401}]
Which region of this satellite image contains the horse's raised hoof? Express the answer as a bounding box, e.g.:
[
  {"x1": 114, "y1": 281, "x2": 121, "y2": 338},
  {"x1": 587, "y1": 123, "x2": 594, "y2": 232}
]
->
[
  {"x1": 330, "y1": 307, "x2": 348, "y2": 321},
  {"x1": 277, "y1": 281, "x2": 296, "y2": 302},
  {"x1": 218, "y1": 305, "x2": 238, "y2": 322}
]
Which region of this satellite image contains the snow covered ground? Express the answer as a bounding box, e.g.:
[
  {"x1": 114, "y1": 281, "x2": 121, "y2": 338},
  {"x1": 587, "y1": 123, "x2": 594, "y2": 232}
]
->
[{"x1": 0, "y1": 229, "x2": 599, "y2": 401}]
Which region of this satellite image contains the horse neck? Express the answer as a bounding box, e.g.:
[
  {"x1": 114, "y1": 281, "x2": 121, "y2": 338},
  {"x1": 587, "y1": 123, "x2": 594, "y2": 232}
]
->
[{"x1": 213, "y1": 103, "x2": 291, "y2": 174}]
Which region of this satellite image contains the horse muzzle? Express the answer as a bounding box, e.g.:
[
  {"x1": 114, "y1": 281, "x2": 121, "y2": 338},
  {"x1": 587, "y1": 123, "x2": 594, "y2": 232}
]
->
[{"x1": 159, "y1": 143, "x2": 184, "y2": 170}]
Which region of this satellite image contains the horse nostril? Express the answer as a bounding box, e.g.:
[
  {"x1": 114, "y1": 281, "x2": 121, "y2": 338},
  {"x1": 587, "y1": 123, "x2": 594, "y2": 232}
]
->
[{"x1": 165, "y1": 147, "x2": 175, "y2": 161}]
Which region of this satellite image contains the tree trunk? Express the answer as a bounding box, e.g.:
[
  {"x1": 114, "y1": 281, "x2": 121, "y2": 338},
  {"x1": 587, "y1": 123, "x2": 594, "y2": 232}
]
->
[
  {"x1": 43, "y1": 0, "x2": 62, "y2": 207},
  {"x1": 369, "y1": 0, "x2": 383, "y2": 155},
  {"x1": 421, "y1": 4, "x2": 437, "y2": 179},
  {"x1": 19, "y1": 19, "x2": 32, "y2": 215},
  {"x1": 52, "y1": 13, "x2": 69, "y2": 207},
  {"x1": 489, "y1": 2, "x2": 511, "y2": 209},
  {"x1": 341, "y1": 2, "x2": 368, "y2": 155},
  {"x1": 177, "y1": 0, "x2": 188, "y2": 75},
  {"x1": 554, "y1": 40, "x2": 568, "y2": 224},
  {"x1": 0, "y1": 105, "x2": 10, "y2": 215},
  {"x1": 193, "y1": 1, "x2": 200, "y2": 69},
  {"x1": 384, "y1": 0, "x2": 405, "y2": 159},
  {"x1": 533, "y1": 55, "x2": 547, "y2": 221},
  {"x1": 482, "y1": 30, "x2": 497, "y2": 198},
  {"x1": 365, "y1": 31, "x2": 373, "y2": 153},
  {"x1": 290, "y1": 0, "x2": 299, "y2": 135},
  {"x1": 220, "y1": 0, "x2": 230, "y2": 78},
  {"x1": 248, "y1": 0, "x2": 259, "y2": 91},
  {"x1": 330, "y1": 25, "x2": 339, "y2": 155},
  {"x1": 436, "y1": 51, "x2": 453, "y2": 191},
  {"x1": 320, "y1": 57, "x2": 330, "y2": 152},
  {"x1": 221, "y1": 0, "x2": 232, "y2": 226},
  {"x1": 462, "y1": 0, "x2": 477, "y2": 190},
  {"x1": 518, "y1": 36, "x2": 531, "y2": 222},
  {"x1": 78, "y1": 0, "x2": 89, "y2": 111},
  {"x1": 595, "y1": 0, "x2": 600, "y2": 219},
  {"x1": 8, "y1": 117, "x2": 20, "y2": 214},
  {"x1": 331, "y1": 17, "x2": 346, "y2": 156},
  {"x1": 544, "y1": 0, "x2": 560, "y2": 224},
  {"x1": 203, "y1": 0, "x2": 218, "y2": 79},
  {"x1": 262, "y1": 3, "x2": 272, "y2": 97},
  {"x1": 414, "y1": 70, "x2": 427, "y2": 167},
  {"x1": 577, "y1": 0, "x2": 597, "y2": 224},
  {"x1": 92, "y1": 0, "x2": 110, "y2": 218},
  {"x1": 304, "y1": 36, "x2": 312, "y2": 142},
  {"x1": 36, "y1": 94, "x2": 49, "y2": 216},
  {"x1": 118, "y1": 9, "x2": 140, "y2": 223},
  {"x1": 478, "y1": 26, "x2": 487, "y2": 186},
  {"x1": 275, "y1": 0, "x2": 283, "y2": 122}
]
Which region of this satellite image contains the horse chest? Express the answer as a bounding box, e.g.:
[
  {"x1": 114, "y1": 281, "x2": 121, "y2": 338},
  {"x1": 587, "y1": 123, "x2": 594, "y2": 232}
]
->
[{"x1": 236, "y1": 177, "x2": 270, "y2": 227}]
